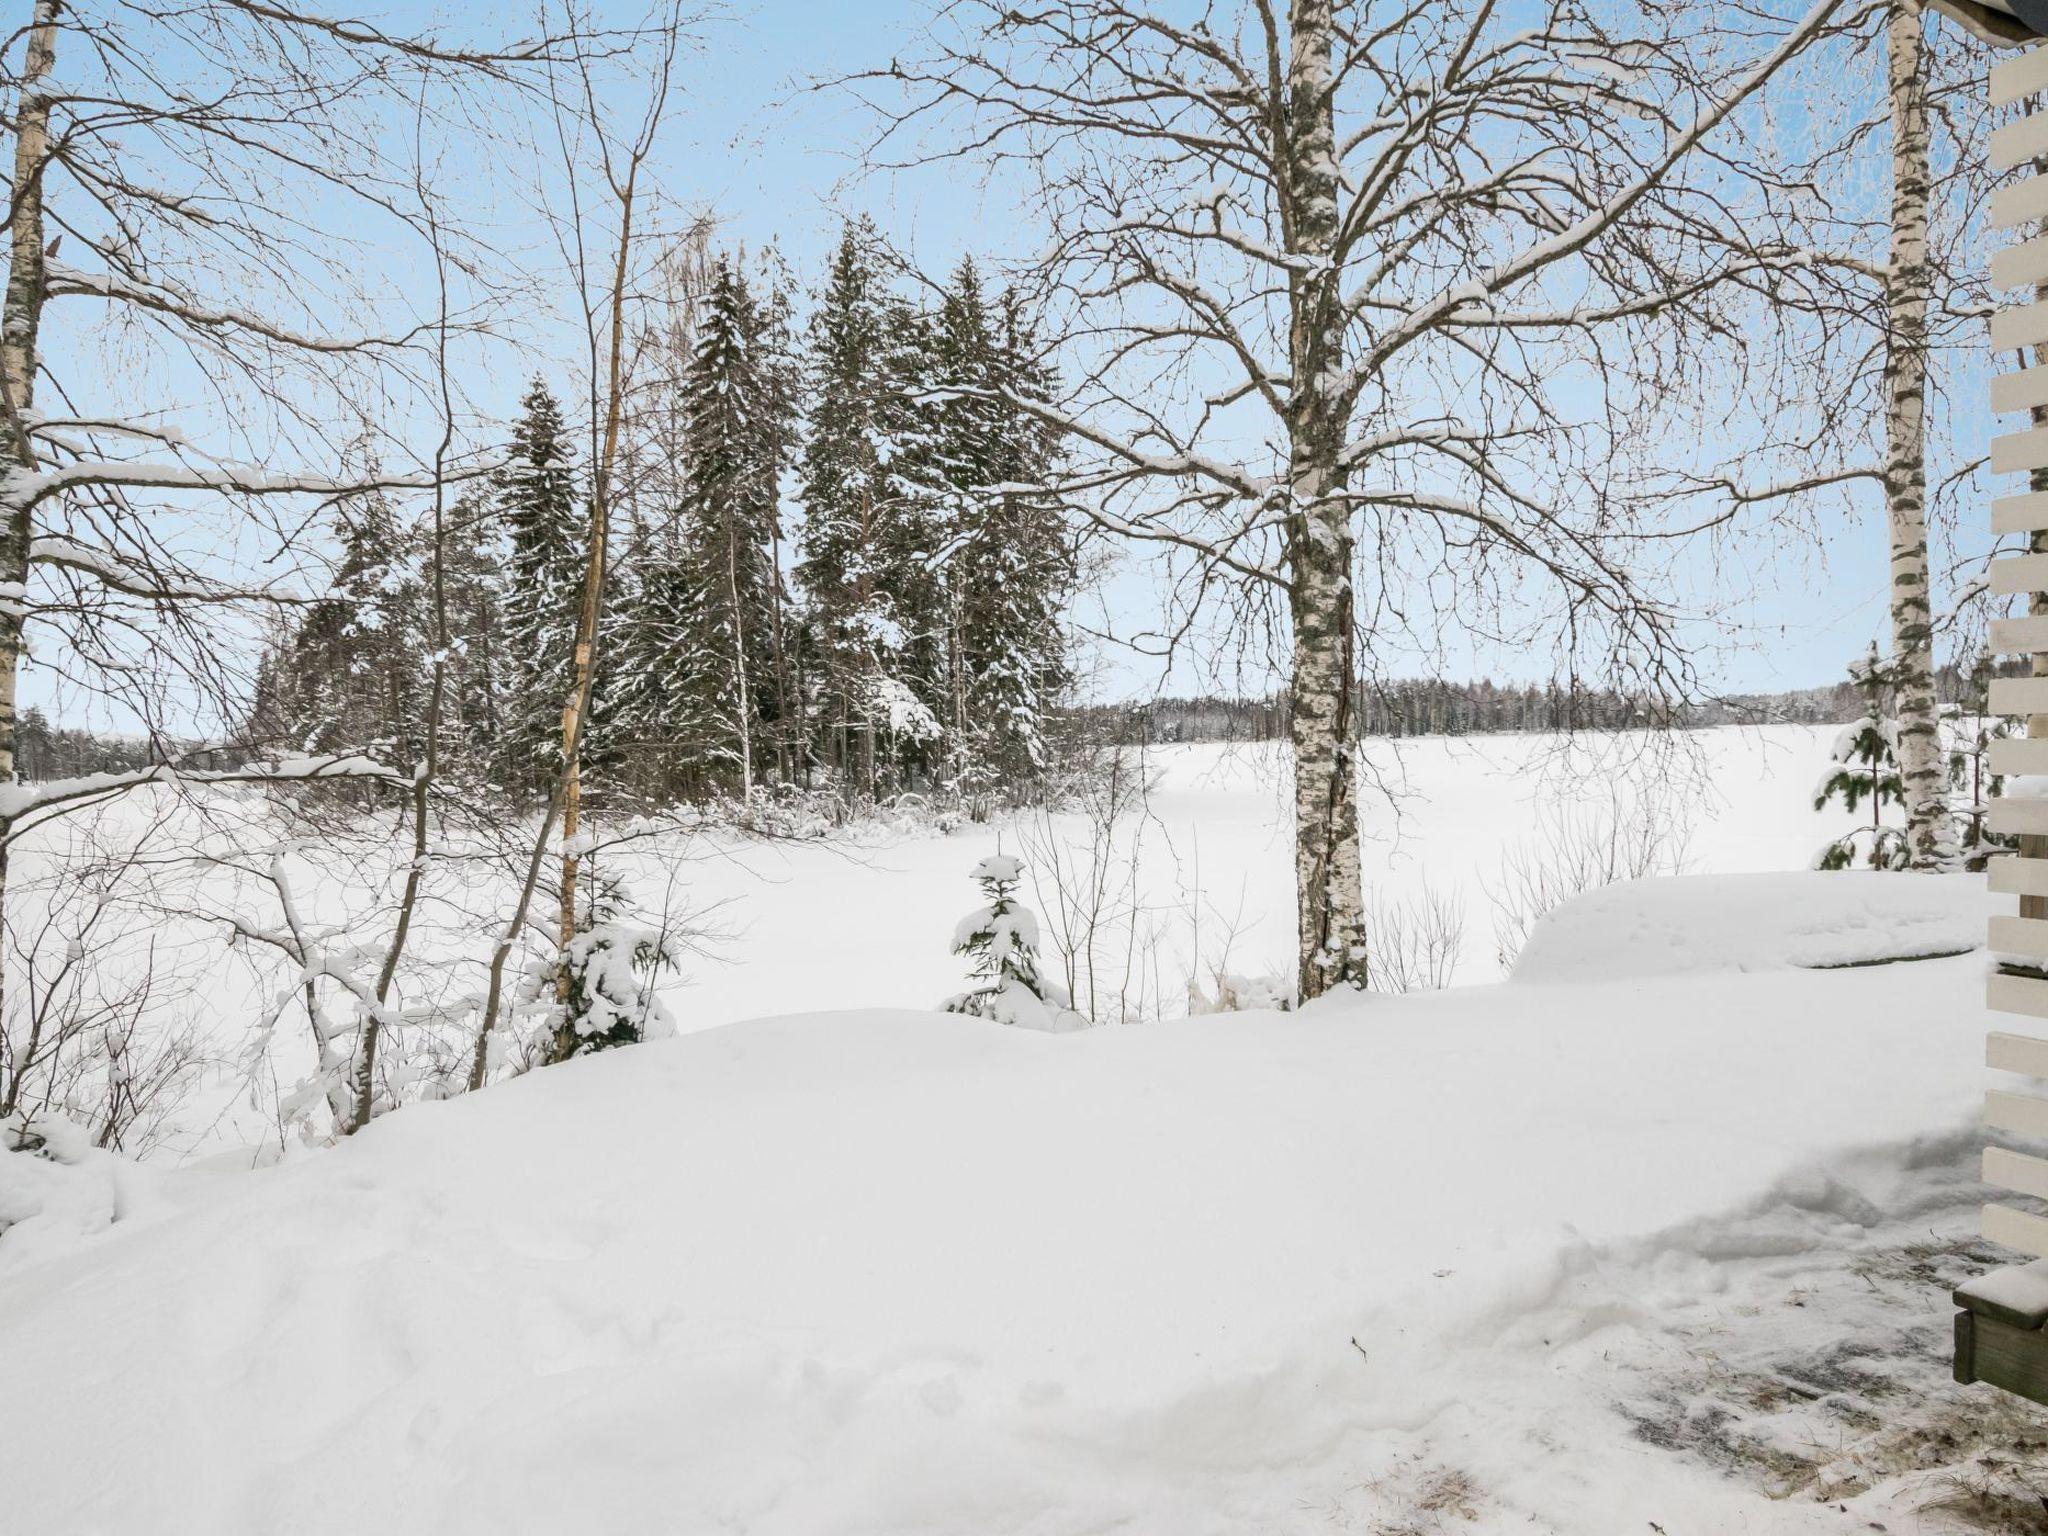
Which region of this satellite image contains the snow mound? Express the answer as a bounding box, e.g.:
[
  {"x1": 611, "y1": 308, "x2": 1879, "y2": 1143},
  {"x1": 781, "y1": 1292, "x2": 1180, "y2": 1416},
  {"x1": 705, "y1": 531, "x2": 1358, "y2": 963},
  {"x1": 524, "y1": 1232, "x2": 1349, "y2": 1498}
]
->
[
  {"x1": 1511, "y1": 871, "x2": 1991, "y2": 983},
  {"x1": 0, "y1": 956, "x2": 1994, "y2": 1535}
]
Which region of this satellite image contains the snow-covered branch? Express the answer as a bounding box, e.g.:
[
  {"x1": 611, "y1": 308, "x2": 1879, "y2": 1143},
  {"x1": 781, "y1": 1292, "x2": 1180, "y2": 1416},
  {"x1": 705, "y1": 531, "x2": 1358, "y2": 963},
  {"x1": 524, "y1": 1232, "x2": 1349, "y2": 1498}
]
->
[{"x1": 0, "y1": 754, "x2": 404, "y2": 841}]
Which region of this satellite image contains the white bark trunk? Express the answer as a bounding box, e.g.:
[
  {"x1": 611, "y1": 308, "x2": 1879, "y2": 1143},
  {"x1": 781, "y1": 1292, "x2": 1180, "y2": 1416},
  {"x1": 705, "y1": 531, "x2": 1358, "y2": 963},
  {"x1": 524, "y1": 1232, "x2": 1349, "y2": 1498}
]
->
[
  {"x1": 1285, "y1": 0, "x2": 1368, "y2": 998},
  {"x1": 1, "y1": 0, "x2": 58, "y2": 786},
  {"x1": 0, "y1": 0, "x2": 59, "y2": 1071},
  {"x1": 1883, "y1": 0, "x2": 1952, "y2": 870}
]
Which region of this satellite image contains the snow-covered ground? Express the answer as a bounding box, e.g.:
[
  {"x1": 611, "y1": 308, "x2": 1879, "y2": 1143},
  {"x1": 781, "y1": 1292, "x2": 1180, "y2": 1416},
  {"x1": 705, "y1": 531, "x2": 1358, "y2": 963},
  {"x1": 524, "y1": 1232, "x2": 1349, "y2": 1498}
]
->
[
  {"x1": 0, "y1": 871, "x2": 2027, "y2": 1534},
  {"x1": 4, "y1": 721, "x2": 2038, "y2": 1533}
]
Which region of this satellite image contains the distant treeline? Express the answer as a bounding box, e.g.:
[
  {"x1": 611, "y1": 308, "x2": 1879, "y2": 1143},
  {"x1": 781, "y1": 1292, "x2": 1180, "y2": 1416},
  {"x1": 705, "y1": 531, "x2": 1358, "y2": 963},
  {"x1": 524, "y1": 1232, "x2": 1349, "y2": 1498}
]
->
[
  {"x1": 1098, "y1": 662, "x2": 2023, "y2": 746},
  {"x1": 21, "y1": 663, "x2": 2021, "y2": 784}
]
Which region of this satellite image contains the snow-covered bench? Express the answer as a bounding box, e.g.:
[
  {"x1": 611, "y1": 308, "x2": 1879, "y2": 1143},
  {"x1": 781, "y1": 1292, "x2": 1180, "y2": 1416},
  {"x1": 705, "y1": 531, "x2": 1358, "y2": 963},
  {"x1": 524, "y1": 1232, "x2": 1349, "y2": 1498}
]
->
[{"x1": 1954, "y1": 1260, "x2": 2048, "y2": 1406}]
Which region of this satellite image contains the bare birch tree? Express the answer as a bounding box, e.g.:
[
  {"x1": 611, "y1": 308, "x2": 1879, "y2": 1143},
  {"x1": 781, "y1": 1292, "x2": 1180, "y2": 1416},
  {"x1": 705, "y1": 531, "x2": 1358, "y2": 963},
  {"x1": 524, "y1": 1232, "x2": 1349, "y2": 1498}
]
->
[
  {"x1": 1884, "y1": 0, "x2": 1954, "y2": 868},
  {"x1": 464, "y1": 3, "x2": 696, "y2": 1080},
  {"x1": 854, "y1": 0, "x2": 1844, "y2": 998},
  {"x1": 1674, "y1": 5, "x2": 2015, "y2": 869},
  {"x1": 0, "y1": 1, "x2": 636, "y2": 1112}
]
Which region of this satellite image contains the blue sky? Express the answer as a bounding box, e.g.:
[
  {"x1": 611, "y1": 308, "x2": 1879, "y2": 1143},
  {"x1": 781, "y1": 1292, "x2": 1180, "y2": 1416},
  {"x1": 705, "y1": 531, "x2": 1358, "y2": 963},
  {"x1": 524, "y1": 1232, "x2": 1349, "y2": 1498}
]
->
[
  {"x1": 627, "y1": 0, "x2": 2004, "y2": 701},
  {"x1": 29, "y1": 0, "x2": 2010, "y2": 729}
]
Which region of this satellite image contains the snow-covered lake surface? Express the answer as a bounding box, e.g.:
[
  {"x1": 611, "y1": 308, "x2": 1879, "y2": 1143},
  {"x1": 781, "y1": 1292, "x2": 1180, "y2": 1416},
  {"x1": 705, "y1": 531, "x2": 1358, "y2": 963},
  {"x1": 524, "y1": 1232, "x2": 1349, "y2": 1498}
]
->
[
  {"x1": 663, "y1": 724, "x2": 1844, "y2": 1029},
  {"x1": 4, "y1": 722, "x2": 2036, "y2": 1533}
]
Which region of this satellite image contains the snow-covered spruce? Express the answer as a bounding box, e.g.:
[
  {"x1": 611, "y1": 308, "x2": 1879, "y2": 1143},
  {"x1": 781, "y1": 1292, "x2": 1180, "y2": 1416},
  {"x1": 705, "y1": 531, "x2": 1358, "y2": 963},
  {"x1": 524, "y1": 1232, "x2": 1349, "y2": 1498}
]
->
[
  {"x1": 1947, "y1": 647, "x2": 2014, "y2": 872},
  {"x1": 941, "y1": 853, "x2": 1084, "y2": 1032},
  {"x1": 1812, "y1": 645, "x2": 1907, "y2": 871},
  {"x1": 521, "y1": 879, "x2": 679, "y2": 1062}
]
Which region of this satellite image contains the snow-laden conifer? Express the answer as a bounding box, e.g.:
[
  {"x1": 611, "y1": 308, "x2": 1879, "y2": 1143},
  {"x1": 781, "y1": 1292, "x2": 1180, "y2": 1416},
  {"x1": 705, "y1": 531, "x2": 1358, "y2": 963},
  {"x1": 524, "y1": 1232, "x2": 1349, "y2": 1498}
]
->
[
  {"x1": 796, "y1": 220, "x2": 943, "y2": 797},
  {"x1": 649, "y1": 256, "x2": 788, "y2": 799},
  {"x1": 1813, "y1": 645, "x2": 1907, "y2": 871},
  {"x1": 942, "y1": 853, "x2": 1083, "y2": 1031},
  {"x1": 1949, "y1": 647, "x2": 2013, "y2": 872},
  {"x1": 527, "y1": 875, "x2": 679, "y2": 1062},
  {"x1": 497, "y1": 379, "x2": 585, "y2": 794}
]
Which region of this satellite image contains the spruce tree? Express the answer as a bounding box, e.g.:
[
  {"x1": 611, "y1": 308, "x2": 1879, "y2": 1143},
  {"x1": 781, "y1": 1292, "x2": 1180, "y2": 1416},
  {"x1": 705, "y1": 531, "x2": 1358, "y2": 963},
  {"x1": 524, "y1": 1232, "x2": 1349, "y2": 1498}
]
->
[
  {"x1": 796, "y1": 220, "x2": 934, "y2": 796},
  {"x1": 1814, "y1": 644, "x2": 1908, "y2": 870},
  {"x1": 274, "y1": 484, "x2": 423, "y2": 767},
  {"x1": 941, "y1": 853, "x2": 1081, "y2": 1031},
  {"x1": 671, "y1": 257, "x2": 784, "y2": 797},
  {"x1": 923, "y1": 263, "x2": 1072, "y2": 795},
  {"x1": 1951, "y1": 647, "x2": 2014, "y2": 871},
  {"x1": 609, "y1": 522, "x2": 704, "y2": 800},
  {"x1": 496, "y1": 379, "x2": 584, "y2": 796},
  {"x1": 440, "y1": 484, "x2": 509, "y2": 787},
  {"x1": 955, "y1": 284, "x2": 1072, "y2": 784}
]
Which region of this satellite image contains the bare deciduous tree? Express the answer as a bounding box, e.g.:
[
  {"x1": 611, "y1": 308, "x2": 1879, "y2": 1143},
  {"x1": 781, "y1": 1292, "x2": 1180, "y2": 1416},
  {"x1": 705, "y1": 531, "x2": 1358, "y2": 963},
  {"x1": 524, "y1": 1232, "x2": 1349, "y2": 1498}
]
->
[
  {"x1": 0, "y1": 0, "x2": 602, "y2": 1081},
  {"x1": 853, "y1": 0, "x2": 1843, "y2": 999}
]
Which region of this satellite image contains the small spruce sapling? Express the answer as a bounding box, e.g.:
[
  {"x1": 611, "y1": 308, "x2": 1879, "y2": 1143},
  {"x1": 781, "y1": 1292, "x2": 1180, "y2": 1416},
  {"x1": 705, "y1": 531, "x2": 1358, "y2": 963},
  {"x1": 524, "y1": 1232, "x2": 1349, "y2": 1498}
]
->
[
  {"x1": 942, "y1": 853, "x2": 1084, "y2": 1031},
  {"x1": 1950, "y1": 648, "x2": 2014, "y2": 872},
  {"x1": 1813, "y1": 644, "x2": 1907, "y2": 870},
  {"x1": 527, "y1": 872, "x2": 680, "y2": 1063}
]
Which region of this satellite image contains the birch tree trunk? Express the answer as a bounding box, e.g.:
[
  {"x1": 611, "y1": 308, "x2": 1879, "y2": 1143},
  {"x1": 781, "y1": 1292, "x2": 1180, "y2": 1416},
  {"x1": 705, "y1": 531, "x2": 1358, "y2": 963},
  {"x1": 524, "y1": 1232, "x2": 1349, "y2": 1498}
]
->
[
  {"x1": 1284, "y1": 0, "x2": 1368, "y2": 998},
  {"x1": 0, "y1": 0, "x2": 60, "y2": 1045},
  {"x1": 1883, "y1": 0, "x2": 1952, "y2": 870},
  {"x1": 551, "y1": 186, "x2": 639, "y2": 1061}
]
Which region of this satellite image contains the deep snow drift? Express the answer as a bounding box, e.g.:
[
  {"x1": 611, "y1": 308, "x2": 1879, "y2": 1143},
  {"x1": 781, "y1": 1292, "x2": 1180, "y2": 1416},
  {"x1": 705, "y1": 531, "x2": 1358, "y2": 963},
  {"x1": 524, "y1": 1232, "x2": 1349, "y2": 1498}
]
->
[
  {"x1": 0, "y1": 872, "x2": 2024, "y2": 1535},
  {"x1": 1512, "y1": 868, "x2": 1994, "y2": 979}
]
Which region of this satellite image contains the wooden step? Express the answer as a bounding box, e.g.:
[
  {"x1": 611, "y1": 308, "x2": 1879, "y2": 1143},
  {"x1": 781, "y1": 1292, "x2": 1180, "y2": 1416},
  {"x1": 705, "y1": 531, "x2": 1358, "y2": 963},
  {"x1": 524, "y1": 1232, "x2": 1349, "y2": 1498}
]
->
[
  {"x1": 1995, "y1": 176, "x2": 2048, "y2": 233},
  {"x1": 1989, "y1": 1087, "x2": 2048, "y2": 1136},
  {"x1": 1987, "y1": 1146, "x2": 2048, "y2": 1201},
  {"x1": 1990, "y1": 972, "x2": 2048, "y2": 1020},
  {"x1": 1993, "y1": 366, "x2": 2048, "y2": 412},
  {"x1": 1990, "y1": 675, "x2": 2048, "y2": 712},
  {"x1": 1995, "y1": 427, "x2": 2048, "y2": 474},
  {"x1": 1992, "y1": 737, "x2": 2048, "y2": 774},
  {"x1": 1989, "y1": 855, "x2": 2048, "y2": 898},
  {"x1": 1995, "y1": 306, "x2": 2048, "y2": 352},
  {"x1": 1994, "y1": 114, "x2": 2048, "y2": 171},
  {"x1": 1992, "y1": 554, "x2": 2048, "y2": 595},
  {"x1": 1994, "y1": 48, "x2": 2048, "y2": 108},
  {"x1": 1992, "y1": 1031, "x2": 2048, "y2": 1078},
  {"x1": 1987, "y1": 1202, "x2": 2048, "y2": 1260},
  {"x1": 1992, "y1": 913, "x2": 2048, "y2": 955},
  {"x1": 1990, "y1": 616, "x2": 2048, "y2": 655},
  {"x1": 1990, "y1": 802, "x2": 2048, "y2": 838},
  {"x1": 1994, "y1": 490, "x2": 2048, "y2": 532}
]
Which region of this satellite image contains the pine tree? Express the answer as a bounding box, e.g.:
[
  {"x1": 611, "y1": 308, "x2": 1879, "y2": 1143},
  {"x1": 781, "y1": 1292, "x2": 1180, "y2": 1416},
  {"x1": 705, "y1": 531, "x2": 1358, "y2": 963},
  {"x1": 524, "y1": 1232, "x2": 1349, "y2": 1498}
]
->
[
  {"x1": 1814, "y1": 644, "x2": 1908, "y2": 871},
  {"x1": 941, "y1": 853, "x2": 1081, "y2": 1031},
  {"x1": 497, "y1": 378, "x2": 585, "y2": 796}
]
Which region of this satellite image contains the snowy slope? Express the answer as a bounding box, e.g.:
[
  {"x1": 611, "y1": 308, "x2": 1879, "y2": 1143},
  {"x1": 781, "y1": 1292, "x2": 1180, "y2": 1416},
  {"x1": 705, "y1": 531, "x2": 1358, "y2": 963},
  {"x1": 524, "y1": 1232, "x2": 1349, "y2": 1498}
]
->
[{"x1": 0, "y1": 873, "x2": 2004, "y2": 1535}]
